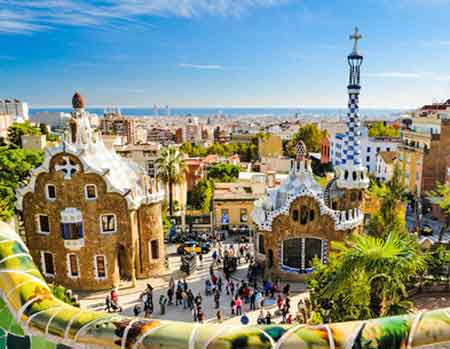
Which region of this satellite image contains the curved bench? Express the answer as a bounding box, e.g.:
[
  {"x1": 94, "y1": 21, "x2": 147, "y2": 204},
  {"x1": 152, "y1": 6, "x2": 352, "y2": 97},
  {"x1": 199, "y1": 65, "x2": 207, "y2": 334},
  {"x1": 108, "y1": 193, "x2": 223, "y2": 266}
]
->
[{"x1": 0, "y1": 221, "x2": 449, "y2": 349}]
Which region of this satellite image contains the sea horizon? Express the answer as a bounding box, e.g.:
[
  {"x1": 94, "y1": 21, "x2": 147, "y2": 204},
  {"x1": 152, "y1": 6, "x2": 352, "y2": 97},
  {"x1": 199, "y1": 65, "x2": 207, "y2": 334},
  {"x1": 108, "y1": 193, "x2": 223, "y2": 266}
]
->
[{"x1": 30, "y1": 107, "x2": 408, "y2": 120}]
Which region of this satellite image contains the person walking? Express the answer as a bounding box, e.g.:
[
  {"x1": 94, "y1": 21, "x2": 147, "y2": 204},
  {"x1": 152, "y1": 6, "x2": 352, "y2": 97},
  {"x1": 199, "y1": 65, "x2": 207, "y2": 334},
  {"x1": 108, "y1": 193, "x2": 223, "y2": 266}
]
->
[
  {"x1": 167, "y1": 287, "x2": 174, "y2": 305},
  {"x1": 265, "y1": 311, "x2": 272, "y2": 325},
  {"x1": 235, "y1": 296, "x2": 243, "y2": 316},
  {"x1": 159, "y1": 294, "x2": 168, "y2": 315},
  {"x1": 214, "y1": 288, "x2": 220, "y2": 309},
  {"x1": 182, "y1": 290, "x2": 188, "y2": 309},
  {"x1": 175, "y1": 287, "x2": 182, "y2": 306},
  {"x1": 249, "y1": 289, "x2": 256, "y2": 310}
]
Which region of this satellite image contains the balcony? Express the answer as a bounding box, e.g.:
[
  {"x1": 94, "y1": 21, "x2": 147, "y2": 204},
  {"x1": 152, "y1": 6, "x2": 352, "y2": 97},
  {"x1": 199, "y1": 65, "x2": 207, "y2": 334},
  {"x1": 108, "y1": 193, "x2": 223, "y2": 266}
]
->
[{"x1": 64, "y1": 238, "x2": 85, "y2": 250}]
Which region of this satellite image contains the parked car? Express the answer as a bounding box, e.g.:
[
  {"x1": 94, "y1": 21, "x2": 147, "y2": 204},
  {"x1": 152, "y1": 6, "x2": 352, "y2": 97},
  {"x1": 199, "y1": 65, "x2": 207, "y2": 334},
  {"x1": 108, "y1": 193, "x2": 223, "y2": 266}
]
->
[
  {"x1": 420, "y1": 224, "x2": 433, "y2": 236},
  {"x1": 177, "y1": 241, "x2": 211, "y2": 255}
]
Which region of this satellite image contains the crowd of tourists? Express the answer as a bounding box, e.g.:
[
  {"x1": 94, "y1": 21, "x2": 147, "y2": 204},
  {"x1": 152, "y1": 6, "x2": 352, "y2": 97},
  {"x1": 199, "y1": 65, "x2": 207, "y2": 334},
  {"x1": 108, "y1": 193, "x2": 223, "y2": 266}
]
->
[{"x1": 103, "y1": 241, "x2": 307, "y2": 325}]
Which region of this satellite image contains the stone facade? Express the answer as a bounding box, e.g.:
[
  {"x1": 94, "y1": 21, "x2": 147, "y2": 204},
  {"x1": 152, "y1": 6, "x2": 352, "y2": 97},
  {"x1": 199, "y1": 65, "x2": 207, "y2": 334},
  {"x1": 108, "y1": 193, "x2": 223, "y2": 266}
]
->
[{"x1": 16, "y1": 93, "x2": 165, "y2": 291}]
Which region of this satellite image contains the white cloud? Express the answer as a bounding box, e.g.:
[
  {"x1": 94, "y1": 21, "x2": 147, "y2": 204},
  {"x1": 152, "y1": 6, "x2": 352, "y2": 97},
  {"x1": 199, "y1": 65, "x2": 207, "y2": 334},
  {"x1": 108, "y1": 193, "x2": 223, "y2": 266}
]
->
[
  {"x1": 178, "y1": 63, "x2": 224, "y2": 70},
  {"x1": 0, "y1": 0, "x2": 288, "y2": 34}
]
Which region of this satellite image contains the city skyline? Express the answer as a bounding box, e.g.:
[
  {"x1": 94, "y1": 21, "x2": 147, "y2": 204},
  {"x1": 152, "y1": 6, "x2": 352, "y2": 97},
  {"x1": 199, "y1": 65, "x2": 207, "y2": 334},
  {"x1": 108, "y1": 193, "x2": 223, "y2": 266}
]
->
[{"x1": 3, "y1": 0, "x2": 450, "y2": 108}]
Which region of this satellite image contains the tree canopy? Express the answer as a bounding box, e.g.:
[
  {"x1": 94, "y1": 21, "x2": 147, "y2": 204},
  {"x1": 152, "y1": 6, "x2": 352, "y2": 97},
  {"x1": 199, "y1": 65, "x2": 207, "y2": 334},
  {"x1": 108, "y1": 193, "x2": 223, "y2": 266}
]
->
[
  {"x1": 180, "y1": 141, "x2": 258, "y2": 162},
  {"x1": 308, "y1": 231, "x2": 425, "y2": 323},
  {"x1": 7, "y1": 122, "x2": 41, "y2": 148},
  {"x1": 287, "y1": 124, "x2": 326, "y2": 157},
  {"x1": 156, "y1": 147, "x2": 185, "y2": 216},
  {"x1": 0, "y1": 146, "x2": 44, "y2": 221},
  {"x1": 207, "y1": 163, "x2": 240, "y2": 182},
  {"x1": 366, "y1": 164, "x2": 407, "y2": 237},
  {"x1": 188, "y1": 179, "x2": 213, "y2": 213},
  {"x1": 368, "y1": 122, "x2": 400, "y2": 138}
]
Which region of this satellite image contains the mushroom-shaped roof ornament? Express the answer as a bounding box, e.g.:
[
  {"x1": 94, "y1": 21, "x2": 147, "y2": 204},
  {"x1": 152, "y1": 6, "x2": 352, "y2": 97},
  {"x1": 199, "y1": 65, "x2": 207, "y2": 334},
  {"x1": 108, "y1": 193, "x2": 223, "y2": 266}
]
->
[{"x1": 295, "y1": 140, "x2": 307, "y2": 161}]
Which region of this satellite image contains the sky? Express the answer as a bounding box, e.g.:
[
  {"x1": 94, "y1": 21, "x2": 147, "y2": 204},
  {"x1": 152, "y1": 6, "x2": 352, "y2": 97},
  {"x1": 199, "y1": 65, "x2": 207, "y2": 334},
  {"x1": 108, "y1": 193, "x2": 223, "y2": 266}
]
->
[{"x1": 3, "y1": 0, "x2": 450, "y2": 108}]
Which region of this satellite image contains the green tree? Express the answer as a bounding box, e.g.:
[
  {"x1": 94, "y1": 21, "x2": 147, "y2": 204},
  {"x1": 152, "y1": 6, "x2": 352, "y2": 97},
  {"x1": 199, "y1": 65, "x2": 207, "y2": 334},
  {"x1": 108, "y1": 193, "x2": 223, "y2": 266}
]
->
[
  {"x1": 0, "y1": 147, "x2": 44, "y2": 221},
  {"x1": 309, "y1": 232, "x2": 426, "y2": 322},
  {"x1": 207, "y1": 163, "x2": 240, "y2": 182},
  {"x1": 366, "y1": 164, "x2": 406, "y2": 237},
  {"x1": 368, "y1": 122, "x2": 400, "y2": 138},
  {"x1": 287, "y1": 124, "x2": 326, "y2": 157},
  {"x1": 156, "y1": 147, "x2": 185, "y2": 216},
  {"x1": 427, "y1": 183, "x2": 450, "y2": 243},
  {"x1": 7, "y1": 122, "x2": 41, "y2": 148},
  {"x1": 189, "y1": 179, "x2": 213, "y2": 212}
]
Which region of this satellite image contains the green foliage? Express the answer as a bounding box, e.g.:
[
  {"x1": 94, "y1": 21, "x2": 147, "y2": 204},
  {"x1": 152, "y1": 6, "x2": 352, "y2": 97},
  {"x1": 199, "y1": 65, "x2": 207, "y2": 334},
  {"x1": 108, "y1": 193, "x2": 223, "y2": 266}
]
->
[
  {"x1": 0, "y1": 146, "x2": 44, "y2": 221},
  {"x1": 287, "y1": 124, "x2": 326, "y2": 157},
  {"x1": 179, "y1": 141, "x2": 258, "y2": 162},
  {"x1": 368, "y1": 122, "x2": 400, "y2": 138},
  {"x1": 156, "y1": 147, "x2": 185, "y2": 216},
  {"x1": 7, "y1": 122, "x2": 41, "y2": 148},
  {"x1": 189, "y1": 179, "x2": 213, "y2": 212},
  {"x1": 207, "y1": 163, "x2": 240, "y2": 182},
  {"x1": 308, "y1": 232, "x2": 426, "y2": 322},
  {"x1": 367, "y1": 164, "x2": 406, "y2": 237},
  {"x1": 427, "y1": 244, "x2": 450, "y2": 276}
]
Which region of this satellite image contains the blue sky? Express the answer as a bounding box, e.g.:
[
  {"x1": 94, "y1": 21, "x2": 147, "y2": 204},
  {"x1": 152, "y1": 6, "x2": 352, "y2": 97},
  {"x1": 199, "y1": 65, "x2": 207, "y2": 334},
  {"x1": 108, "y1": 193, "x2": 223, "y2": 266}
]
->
[{"x1": 2, "y1": 0, "x2": 450, "y2": 108}]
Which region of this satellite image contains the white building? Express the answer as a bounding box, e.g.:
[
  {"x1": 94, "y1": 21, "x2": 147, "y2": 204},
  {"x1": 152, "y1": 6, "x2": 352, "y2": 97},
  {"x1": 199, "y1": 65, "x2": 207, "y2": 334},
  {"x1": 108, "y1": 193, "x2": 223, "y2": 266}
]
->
[
  {"x1": 331, "y1": 127, "x2": 401, "y2": 174},
  {"x1": 30, "y1": 111, "x2": 71, "y2": 128},
  {"x1": 375, "y1": 151, "x2": 399, "y2": 182},
  {"x1": 0, "y1": 99, "x2": 29, "y2": 121},
  {"x1": 183, "y1": 117, "x2": 202, "y2": 144},
  {"x1": 0, "y1": 113, "x2": 13, "y2": 139}
]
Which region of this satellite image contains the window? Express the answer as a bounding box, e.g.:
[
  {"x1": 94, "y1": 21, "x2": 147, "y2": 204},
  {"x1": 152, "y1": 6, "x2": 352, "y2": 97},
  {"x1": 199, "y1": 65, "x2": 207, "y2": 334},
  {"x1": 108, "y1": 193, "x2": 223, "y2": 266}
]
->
[
  {"x1": 304, "y1": 238, "x2": 323, "y2": 269},
  {"x1": 37, "y1": 215, "x2": 50, "y2": 234},
  {"x1": 376, "y1": 147, "x2": 381, "y2": 153},
  {"x1": 41, "y1": 251, "x2": 55, "y2": 276},
  {"x1": 309, "y1": 209, "x2": 315, "y2": 221},
  {"x1": 240, "y1": 208, "x2": 248, "y2": 223},
  {"x1": 367, "y1": 147, "x2": 371, "y2": 153},
  {"x1": 85, "y1": 184, "x2": 97, "y2": 200},
  {"x1": 282, "y1": 238, "x2": 302, "y2": 270},
  {"x1": 150, "y1": 240, "x2": 160, "y2": 259},
  {"x1": 67, "y1": 254, "x2": 79, "y2": 278},
  {"x1": 258, "y1": 234, "x2": 265, "y2": 254},
  {"x1": 292, "y1": 209, "x2": 299, "y2": 222},
  {"x1": 61, "y1": 223, "x2": 83, "y2": 240},
  {"x1": 100, "y1": 214, "x2": 117, "y2": 234},
  {"x1": 95, "y1": 255, "x2": 107, "y2": 279},
  {"x1": 46, "y1": 184, "x2": 56, "y2": 201},
  {"x1": 300, "y1": 206, "x2": 308, "y2": 225},
  {"x1": 366, "y1": 156, "x2": 370, "y2": 162},
  {"x1": 221, "y1": 209, "x2": 229, "y2": 225},
  {"x1": 387, "y1": 147, "x2": 390, "y2": 152}
]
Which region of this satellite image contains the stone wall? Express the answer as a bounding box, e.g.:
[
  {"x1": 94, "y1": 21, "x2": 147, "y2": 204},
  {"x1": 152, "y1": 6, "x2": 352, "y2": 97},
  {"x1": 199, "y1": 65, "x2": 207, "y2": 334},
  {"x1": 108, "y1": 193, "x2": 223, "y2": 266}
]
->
[
  {"x1": 22, "y1": 153, "x2": 134, "y2": 290},
  {"x1": 256, "y1": 196, "x2": 358, "y2": 282},
  {"x1": 136, "y1": 203, "x2": 166, "y2": 279}
]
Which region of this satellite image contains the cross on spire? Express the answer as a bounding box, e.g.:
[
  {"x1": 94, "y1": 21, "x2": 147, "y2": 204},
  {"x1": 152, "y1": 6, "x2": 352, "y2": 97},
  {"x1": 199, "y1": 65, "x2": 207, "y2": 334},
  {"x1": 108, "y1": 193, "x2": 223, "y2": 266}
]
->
[{"x1": 350, "y1": 27, "x2": 362, "y2": 54}]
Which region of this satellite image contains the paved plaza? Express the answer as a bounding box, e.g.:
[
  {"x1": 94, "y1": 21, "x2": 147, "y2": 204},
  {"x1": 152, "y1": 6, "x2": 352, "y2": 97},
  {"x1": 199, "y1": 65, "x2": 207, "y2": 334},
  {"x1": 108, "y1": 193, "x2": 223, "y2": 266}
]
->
[{"x1": 78, "y1": 240, "x2": 308, "y2": 325}]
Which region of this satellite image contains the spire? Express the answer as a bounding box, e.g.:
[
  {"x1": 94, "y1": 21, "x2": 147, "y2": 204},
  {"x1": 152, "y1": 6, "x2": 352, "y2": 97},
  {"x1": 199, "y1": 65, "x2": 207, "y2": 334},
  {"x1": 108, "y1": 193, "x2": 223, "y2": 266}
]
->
[{"x1": 335, "y1": 28, "x2": 369, "y2": 190}]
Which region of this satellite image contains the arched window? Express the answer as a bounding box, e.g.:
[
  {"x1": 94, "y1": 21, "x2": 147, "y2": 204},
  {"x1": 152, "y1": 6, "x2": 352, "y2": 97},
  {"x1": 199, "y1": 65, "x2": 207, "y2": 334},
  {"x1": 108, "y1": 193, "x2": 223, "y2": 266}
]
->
[
  {"x1": 352, "y1": 171, "x2": 357, "y2": 180},
  {"x1": 292, "y1": 209, "x2": 299, "y2": 222},
  {"x1": 300, "y1": 206, "x2": 308, "y2": 224},
  {"x1": 350, "y1": 192, "x2": 357, "y2": 202},
  {"x1": 344, "y1": 170, "x2": 349, "y2": 180},
  {"x1": 358, "y1": 191, "x2": 362, "y2": 200},
  {"x1": 258, "y1": 234, "x2": 265, "y2": 255},
  {"x1": 309, "y1": 209, "x2": 315, "y2": 221}
]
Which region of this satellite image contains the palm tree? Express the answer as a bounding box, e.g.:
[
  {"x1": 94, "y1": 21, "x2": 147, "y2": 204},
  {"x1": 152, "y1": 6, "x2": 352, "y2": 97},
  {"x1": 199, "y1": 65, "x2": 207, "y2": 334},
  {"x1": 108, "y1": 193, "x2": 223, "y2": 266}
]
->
[
  {"x1": 156, "y1": 147, "x2": 185, "y2": 216},
  {"x1": 327, "y1": 231, "x2": 426, "y2": 317}
]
